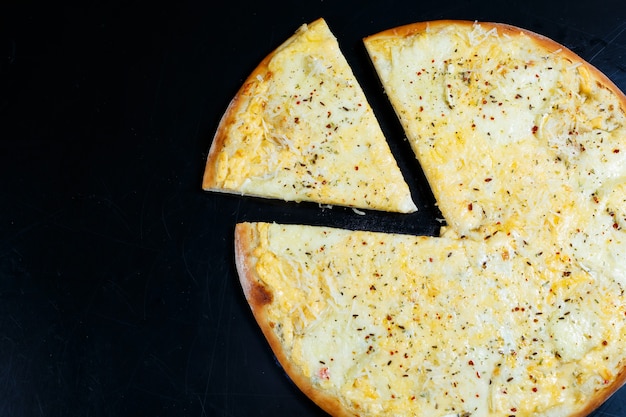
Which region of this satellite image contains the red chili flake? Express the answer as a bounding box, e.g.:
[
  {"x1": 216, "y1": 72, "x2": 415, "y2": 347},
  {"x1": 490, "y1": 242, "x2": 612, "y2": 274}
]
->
[
  {"x1": 354, "y1": 165, "x2": 359, "y2": 171},
  {"x1": 532, "y1": 125, "x2": 539, "y2": 134},
  {"x1": 532, "y1": 387, "x2": 538, "y2": 392},
  {"x1": 294, "y1": 117, "x2": 300, "y2": 124},
  {"x1": 468, "y1": 360, "x2": 474, "y2": 366},
  {"x1": 603, "y1": 340, "x2": 608, "y2": 346},
  {"x1": 614, "y1": 149, "x2": 620, "y2": 153},
  {"x1": 485, "y1": 178, "x2": 493, "y2": 182}
]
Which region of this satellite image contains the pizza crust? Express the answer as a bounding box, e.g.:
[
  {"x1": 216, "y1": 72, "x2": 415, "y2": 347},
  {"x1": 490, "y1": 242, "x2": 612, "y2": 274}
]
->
[{"x1": 203, "y1": 41, "x2": 277, "y2": 193}]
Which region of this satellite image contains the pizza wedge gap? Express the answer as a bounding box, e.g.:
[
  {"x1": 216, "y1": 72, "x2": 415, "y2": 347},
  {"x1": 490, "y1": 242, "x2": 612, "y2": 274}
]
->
[{"x1": 203, "y1": 18, "x2": 416, "y2": 213}]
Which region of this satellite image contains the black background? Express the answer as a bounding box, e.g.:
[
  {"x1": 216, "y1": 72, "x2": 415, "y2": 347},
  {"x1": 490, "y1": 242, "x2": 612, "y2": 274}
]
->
[{"x1": 1, "y1": 0, "x2": 626, "y2": 416}]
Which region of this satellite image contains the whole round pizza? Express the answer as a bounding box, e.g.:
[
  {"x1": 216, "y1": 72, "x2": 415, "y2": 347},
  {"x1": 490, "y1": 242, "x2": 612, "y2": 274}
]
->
[{"x1": 205, "y1": 18, "x2": 626, "y2": 417}]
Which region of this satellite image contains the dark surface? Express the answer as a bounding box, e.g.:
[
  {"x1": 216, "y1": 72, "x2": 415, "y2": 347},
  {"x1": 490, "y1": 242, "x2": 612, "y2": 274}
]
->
[{"x1": 1, "y1": 0, "x2": 625, "y2": 416}]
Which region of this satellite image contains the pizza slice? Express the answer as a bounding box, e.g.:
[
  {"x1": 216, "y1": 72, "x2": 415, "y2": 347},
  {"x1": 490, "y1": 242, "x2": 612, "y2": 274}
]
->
[{"x1": 203, "y1": 18, "x2": 416, "y2": 213}]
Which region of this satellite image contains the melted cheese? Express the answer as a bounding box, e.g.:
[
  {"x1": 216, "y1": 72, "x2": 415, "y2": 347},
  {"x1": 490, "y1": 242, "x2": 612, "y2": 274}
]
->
[
  {"x1": 238, "y1": 21, "x2": 626, "y2": 417},
  {"x1": 245, "y1": 222, "x2": 626, "y2": 416},
  {"x1": 360, "y1": 23, "x2": 626, "y2": 415},
  {"x1": 204, "y1": 19, "x2": 416, "y2": 213}
]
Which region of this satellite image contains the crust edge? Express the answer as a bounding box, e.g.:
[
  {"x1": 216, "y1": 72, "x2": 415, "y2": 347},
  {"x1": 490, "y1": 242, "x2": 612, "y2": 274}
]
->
[{"x1": 202, "y1": 19, "x2": 327, "y2": 192}]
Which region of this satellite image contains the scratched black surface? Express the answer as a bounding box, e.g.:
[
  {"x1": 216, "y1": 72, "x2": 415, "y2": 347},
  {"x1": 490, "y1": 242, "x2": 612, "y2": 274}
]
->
[{"x1": 1, "y1": 0, "x2": 625, "y2": 416}]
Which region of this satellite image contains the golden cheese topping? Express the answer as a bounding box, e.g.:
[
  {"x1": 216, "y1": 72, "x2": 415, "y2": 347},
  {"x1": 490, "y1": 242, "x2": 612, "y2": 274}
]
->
[
  {"x1": 203, "y1": 18, "x2": 416, "y2": 213},
  {"x1": 236, "y1": 20, "x2": 626, "y2": 417},
  {"x1": 241, "y1": 222, "x2": 626, "y2": 417}
]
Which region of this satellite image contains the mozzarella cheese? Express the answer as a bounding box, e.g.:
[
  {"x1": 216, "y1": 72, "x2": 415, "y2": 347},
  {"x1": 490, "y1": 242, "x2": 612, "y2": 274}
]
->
[
  {"x1": 203, "y1": 18, "x2": 416, "y2": 213},
  {"x1": 235, "y1": 20, "x2": 626, "y2": 417}
]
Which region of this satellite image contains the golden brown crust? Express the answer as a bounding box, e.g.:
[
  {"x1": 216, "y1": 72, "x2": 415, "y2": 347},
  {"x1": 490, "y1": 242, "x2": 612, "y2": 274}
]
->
[
  {"x1": 234, "y1": 223, "x2": 358, "y2": 417},
  {"x1": 570, "y1": 367, "x2": 626, "y2": 417},
  {"x1": 202, "y1": 97, "x2": 236, "y2": 190},
  {"x1": 202, "y1": 48, "x2": 276, "y2": 191}
]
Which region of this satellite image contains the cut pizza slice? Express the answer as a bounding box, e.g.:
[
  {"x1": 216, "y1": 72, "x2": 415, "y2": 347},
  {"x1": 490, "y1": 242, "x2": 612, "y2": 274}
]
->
[{"x1": 203, "y1": 18, "x2": 416, "y2": 213}]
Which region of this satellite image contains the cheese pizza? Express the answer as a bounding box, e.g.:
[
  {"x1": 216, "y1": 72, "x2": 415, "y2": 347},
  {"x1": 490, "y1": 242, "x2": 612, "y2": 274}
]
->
[
  {"x1": 233, "y1": 20, "x2": 626, "y2": 417},
  {"x1": 203, "y1": 18, "x2": 416, "y2": 213}
]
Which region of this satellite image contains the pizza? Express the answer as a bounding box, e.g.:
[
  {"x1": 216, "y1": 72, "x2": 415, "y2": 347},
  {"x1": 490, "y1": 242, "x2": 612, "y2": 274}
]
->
[
  {"x1": 228, "y1": 20, "x2": 626, "y2": 417},
  {"x1": 236, "y1": 221, "x2": 626, "y2": 417},
  {"x1": 202, "y1": 18, "x2": 416, "y2": 213}
]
